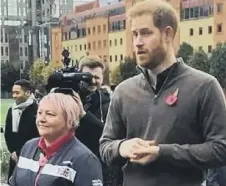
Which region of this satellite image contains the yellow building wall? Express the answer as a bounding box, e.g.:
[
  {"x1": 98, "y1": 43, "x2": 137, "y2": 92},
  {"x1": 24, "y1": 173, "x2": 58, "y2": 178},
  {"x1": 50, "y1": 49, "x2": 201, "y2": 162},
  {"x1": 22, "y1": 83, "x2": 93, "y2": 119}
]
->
[
  {"x1": 62, "y1": 38, "x2": 87, "y2": 67},
  {"x1": 108, "y1": 31, "x2": 126, "y2": 82},
  {"x1": 179, "y1": 17, "x2": 214, "y2": 53}
]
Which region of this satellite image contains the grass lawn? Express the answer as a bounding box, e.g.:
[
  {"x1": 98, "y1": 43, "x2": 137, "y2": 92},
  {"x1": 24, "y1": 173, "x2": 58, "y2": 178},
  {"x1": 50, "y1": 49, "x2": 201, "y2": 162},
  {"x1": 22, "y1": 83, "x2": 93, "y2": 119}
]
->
[{"x1": 1, "y1": 99, "x2": 13, "y2": 126}]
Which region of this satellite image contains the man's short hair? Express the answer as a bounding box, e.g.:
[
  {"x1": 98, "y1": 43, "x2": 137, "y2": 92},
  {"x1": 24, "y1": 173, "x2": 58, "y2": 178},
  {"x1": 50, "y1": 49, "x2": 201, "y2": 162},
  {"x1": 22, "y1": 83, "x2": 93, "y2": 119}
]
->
[
  {"x1": 127, "y1": 0, "x2": 179, "y2": 38},
  {"x1": 14, "y1": 79, "x2": 32, "y2": 92},
  {"x1": 79, "y1": 56, "x2": 105, "y2": 72}
]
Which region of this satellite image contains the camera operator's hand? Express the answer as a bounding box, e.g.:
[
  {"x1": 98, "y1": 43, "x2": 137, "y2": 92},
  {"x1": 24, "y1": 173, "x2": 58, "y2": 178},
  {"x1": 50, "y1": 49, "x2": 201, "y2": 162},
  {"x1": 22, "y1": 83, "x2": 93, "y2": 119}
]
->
[{"x1": 72, "y1": 92, "x2": 86, "y2": 119}]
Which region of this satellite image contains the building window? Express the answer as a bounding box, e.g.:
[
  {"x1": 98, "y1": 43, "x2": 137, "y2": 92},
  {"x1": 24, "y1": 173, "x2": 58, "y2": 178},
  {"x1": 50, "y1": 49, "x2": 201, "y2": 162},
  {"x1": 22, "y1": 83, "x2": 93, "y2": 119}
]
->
[
  {"x1": 88, "y1": 28, "x2": 90, "y2": 35},
  {"x1": 115, "y1": 55, "x2": 117, "y2": 62},
  {"x1": 84, "y1": 44, "x2": 86, "y2": 50},
  {"x1": 120, "y1": 38, "x2": 123, "y2": 45},
  {"x1": 1, "y1": 47, "x2": 4, "y2": 56},
  {"x1": 64, "y1": 32, "x2": 67, "y2": 40},
  {"x1": 98, "y1": 25, "x2": 101, "y2": 33},
  {"x1": 82, "y1": 28, "x2": 86, "y2": 37},
  {"x1": 1, "y1": 33, "x2": 3, "y2": 43},
  {"x1": 5, "y1": 33, "x2": 8, "y2": 42},
  {"x1": 75, "y1": 45, "x2": 77, "y2": 52},
  {"x1": 190, "y1": 8, "x2": 194, "y2": 18},
  {"x1": 93, "y1": 41, "x2": 96, "y2": 50},
  {"x1": 198, "y1": 46, "x2": 203, "y2": 51},
  {"x1": 110, "y1": 55, "x2": 112, "y2": 62},
  {"x1": 199, "y1": 27, "x2": 203, "y2": 35},
  {"x1": 103, "y1": 40, "x2": 107, "y2": 48},
  {"x1": 103, "y1": 24, "x2": 106, "y2": 33},
  {"x1": 190, "y1": 28, "x2": 194, "y2": 36},
  {"x1": 120, "y1": 54, "x2": 123, "y2": 61},
  {"x1": 93, "y1": 27, "x2": 96, "y2": 35},
  {"x1": 5, "y1": 47, "x2": 8, "y2": 56},
  {"x1": 217, "y1": 24, "x2": 222, "y2": 32},
  {"x1": 217, "y1": 3, "x2": 223, "y2": 13},
  {"x1": 98, "y1": 40, "x2": 101, "y2": 49},
  {"x1": 109, "y1": 40, "x2": 112, "y2": 47},
  {"x1": 208, "y1": 45, "x2": 212, "y2": 53},
  {"x1": 25, "y1": 47, "x2": 28, "y2": 56},
  {"x1": 24, "y1": 35, "x2": 28, "y2": 43},
  {"x1": 80, "y1": 45, "x2": 82, "y2": 51},
  {"x1": 115, "y1": 39, "x2": 117, "y2": 46},
  {"x1": 208, "y1": 26, "x2": 212, "y2": 34},
  {"x1": 194, "y1": 7, "x2": 199, "y2": 18},
  {"x1": 20, "y1": 47, "x2": 23, "y2": 56},
  {"x1": 88, "y1": 43, "x2": 91, "y2": 50}
]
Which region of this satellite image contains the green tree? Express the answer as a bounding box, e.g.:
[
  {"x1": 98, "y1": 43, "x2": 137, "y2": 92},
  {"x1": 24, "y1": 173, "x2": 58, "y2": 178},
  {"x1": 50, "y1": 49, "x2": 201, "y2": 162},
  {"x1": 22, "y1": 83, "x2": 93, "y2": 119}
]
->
[
  {"x1": 29, "y1": 58, "x2": 46, "y2": 87},
  {"x1": 111, "y1": 57, "x2": 137, "y2": 85},
  {"x1": 111, "y1": 65, "x2": 122, "y2": 85},
  {"x1": 177, "y1": 42, "x2": 194, "y2": 63},
  {"x1": 209, "y1": 43, "x2": 226, "y2": 89},
  {"x1": 188, "y1": 49, "x2": 210, "y2": 73},
  {"x1": 1, "y1": 61, "x2": 20, "y2": 92},
  {"x1": 42, "y1": 60, "x2": 63, "y2": 84},
  {"x1": 120, "y1": 57, "x2": 137, "y2": 81}
]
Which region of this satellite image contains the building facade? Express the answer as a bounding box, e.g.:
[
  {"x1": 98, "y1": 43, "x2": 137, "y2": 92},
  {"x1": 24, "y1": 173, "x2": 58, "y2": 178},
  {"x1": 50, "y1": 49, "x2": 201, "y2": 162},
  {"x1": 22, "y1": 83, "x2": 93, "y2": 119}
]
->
[
  {"x1": 0, "y1": 0, "x2": 76, "y2": 73},
  {"x1": 180, "y1": 0, "x2": 225, "y2": 53},
  {"x1": 51, "y1": 0, "x2": 225, "y2": 84}
]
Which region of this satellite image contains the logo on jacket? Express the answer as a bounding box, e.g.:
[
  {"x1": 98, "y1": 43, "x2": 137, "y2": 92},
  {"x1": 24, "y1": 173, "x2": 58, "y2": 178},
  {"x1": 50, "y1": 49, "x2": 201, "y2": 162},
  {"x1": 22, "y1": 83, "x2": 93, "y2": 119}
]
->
[{"x1": 92, "y1": 179, "x2": 103, "y2": 186}]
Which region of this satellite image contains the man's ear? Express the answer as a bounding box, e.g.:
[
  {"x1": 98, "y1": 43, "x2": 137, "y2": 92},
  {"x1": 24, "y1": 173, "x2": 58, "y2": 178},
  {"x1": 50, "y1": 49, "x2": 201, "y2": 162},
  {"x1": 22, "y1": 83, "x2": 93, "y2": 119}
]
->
[
  {"x1": 25, "y1": 90, "x2": 31, "y2": 97},
  {"x1": 163, "y1": 26, "x2": 174, "y2": 43}
]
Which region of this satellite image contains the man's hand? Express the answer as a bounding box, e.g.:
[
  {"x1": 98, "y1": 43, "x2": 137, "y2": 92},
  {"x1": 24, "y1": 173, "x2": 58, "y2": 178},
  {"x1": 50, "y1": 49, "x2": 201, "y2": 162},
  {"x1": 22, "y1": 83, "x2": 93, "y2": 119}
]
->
[
  {"x1": 130, "y1": 145, "x2": 160, "y2": 165},
  {"x1": 119, "y1": 138, "x2": 155, "y2": 159},
  {"x1": 72, "y1": 92, "x2": 86, "y2": 119},
  {"x1": 11, "y1": 151, "x2": 18, "y2": 163}
]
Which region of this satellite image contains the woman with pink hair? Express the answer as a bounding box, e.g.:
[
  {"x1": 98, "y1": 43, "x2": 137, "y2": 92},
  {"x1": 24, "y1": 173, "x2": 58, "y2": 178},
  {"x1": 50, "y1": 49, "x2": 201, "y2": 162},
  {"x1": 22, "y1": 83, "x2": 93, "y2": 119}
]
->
[{"x1": 10, "y1": 93, "x2": 103, "y2": 186}]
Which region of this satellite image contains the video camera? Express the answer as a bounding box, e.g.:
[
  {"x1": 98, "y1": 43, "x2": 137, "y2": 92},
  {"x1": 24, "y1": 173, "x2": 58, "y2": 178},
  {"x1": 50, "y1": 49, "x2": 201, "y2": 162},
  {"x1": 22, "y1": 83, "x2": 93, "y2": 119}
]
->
[{"x1": 46, "y1": 49, "x2": 93, "y2": 93}]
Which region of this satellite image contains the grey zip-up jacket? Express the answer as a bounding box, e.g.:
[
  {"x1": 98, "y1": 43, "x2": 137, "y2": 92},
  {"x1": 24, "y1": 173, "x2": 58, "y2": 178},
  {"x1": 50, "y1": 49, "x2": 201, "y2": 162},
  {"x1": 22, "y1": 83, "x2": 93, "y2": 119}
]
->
[
  {"x1": 10, "y1": 137, "x2": 103, "y2": 186},
  {"x1": 99, "y1": 62, "x2": 226, "y2": 186}
]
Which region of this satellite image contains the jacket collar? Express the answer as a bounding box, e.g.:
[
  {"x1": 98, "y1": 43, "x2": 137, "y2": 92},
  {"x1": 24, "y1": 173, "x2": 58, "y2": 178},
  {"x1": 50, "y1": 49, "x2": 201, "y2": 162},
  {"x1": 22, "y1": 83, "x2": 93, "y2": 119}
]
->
[{"x1": 38, "y1": 130, "x2": 74, "y2": 159}]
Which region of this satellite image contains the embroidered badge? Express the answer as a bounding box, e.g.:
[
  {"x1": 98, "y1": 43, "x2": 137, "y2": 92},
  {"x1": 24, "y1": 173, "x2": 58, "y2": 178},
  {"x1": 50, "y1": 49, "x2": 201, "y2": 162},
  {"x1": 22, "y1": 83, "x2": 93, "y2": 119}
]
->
[{"x1": 165, "y1": 88, "x2": 179, "y2": 106}]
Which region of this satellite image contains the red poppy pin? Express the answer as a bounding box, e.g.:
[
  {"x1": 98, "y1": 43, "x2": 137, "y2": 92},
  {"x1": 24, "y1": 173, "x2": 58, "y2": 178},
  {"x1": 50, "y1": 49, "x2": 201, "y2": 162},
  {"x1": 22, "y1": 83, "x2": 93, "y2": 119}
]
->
[
  {"x1": 165, "y1": 88, "x2": 179, "y2": 106},
  {"x1": 39, "y1": 153, "x2": 48, "y2": 167}
]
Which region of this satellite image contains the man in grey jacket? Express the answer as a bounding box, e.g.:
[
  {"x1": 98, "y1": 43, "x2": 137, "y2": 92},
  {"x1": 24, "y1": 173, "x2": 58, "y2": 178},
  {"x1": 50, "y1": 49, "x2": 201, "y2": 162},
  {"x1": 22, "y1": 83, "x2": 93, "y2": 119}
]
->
[{"x1": 99, "y1": 0, "x2": 226, "y2": 186}]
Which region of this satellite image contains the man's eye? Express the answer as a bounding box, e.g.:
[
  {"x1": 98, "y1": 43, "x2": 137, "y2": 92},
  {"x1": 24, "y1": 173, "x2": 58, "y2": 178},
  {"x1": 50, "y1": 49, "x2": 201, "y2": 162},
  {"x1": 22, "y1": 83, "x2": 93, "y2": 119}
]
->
[{"x1": 141, "y1": 31, "x2": 151, "y2": 36}]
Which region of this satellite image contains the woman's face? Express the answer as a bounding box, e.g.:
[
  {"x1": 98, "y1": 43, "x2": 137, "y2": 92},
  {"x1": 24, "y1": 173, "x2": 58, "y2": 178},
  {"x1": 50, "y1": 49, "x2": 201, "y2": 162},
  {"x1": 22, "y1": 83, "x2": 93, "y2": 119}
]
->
[{"x1": 36, "y1": 99, "x2": 69, "y2": 142}]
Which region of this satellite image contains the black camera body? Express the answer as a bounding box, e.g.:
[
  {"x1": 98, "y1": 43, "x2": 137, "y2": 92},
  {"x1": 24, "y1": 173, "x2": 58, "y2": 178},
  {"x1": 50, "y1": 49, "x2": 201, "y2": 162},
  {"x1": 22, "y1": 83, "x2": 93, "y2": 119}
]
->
[{"x1": 46, "y1": 49, "x2": 93, "y2": 93}]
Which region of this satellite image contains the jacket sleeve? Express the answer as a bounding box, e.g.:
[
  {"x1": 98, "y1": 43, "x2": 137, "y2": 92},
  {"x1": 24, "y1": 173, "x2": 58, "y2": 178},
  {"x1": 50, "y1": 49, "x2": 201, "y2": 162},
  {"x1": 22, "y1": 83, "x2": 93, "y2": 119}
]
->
[
  {"x1": 99, "y1": 91, "x2": 127, "y2": 166},
  {"x1": 158, "y1": 78, "x2": 226, "y2": 169},
  {"x1": 15, "y1": 104, "x2": 39, "y2": 156},
  {"x1": 80, "y1": 111, "x2": 104, "y2": 128},
  {"x1": 75, "y1": 154, "x2": 103, "y2": 186},
  {"x1": 4, "y1": 108, "x2": 14, "y2": 153}
]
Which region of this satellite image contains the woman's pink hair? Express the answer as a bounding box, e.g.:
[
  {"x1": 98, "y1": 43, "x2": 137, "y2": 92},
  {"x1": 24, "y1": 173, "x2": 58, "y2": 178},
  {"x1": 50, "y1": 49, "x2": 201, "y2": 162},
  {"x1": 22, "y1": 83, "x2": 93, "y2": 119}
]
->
[{"x1": 39, "y1": 93, "x2": 80, "y2": 129}]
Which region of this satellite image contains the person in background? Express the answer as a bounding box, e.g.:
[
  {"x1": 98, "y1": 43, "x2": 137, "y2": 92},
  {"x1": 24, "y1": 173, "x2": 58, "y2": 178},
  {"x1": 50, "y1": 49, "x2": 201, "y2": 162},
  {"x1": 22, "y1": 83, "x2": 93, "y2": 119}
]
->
[
  {"x1": 10, "y1": 92, "x2": 103, "y2": 186},
  {"x1": 76, "y1": 56, "x2": 122, "y2": 186},
  {"x1": 5, "y1": 79, "x2": 39, "y2": 184},
  {"x1": 34, "y1": 88, "x2": 44, "y2": 103},
  {"x1": 99, "y1": 1, "x2": 226, "y2": 186}
]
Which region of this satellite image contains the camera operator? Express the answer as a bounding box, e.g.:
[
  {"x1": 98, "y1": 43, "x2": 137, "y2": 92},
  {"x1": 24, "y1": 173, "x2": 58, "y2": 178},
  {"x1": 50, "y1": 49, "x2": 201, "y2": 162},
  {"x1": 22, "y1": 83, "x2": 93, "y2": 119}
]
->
[{"x1": 76, "y1": 56, "x2": 122, "y2": 186}]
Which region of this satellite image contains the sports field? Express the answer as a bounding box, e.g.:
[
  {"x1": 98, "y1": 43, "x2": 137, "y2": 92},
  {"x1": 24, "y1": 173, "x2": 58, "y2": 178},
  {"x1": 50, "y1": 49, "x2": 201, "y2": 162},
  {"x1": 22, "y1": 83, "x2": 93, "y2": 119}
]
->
[{"x1": 1, "y1": 99, "x2": 13, "y2": 126}]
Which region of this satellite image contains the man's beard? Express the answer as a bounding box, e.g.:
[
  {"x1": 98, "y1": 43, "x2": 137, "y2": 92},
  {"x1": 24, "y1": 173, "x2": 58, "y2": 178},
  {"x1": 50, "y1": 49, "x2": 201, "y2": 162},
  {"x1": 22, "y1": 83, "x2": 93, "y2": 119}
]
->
[{"x1": 139, "y1": 44, "x2": 167, "y2": 70}]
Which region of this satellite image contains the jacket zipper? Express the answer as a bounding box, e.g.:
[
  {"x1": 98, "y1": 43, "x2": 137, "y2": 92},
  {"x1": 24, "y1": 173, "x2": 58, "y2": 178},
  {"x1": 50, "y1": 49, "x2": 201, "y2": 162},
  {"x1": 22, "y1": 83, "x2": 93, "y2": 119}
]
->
[
  {"x1": 34, "y1": 166, "x2": 45, "y2": 186},
  {"x1": 137, "y1": 65, "x2": 176, "y2": 104}
]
